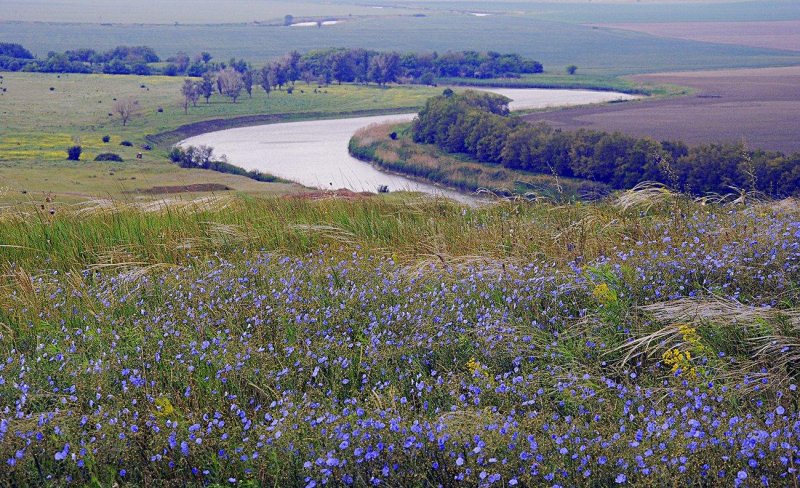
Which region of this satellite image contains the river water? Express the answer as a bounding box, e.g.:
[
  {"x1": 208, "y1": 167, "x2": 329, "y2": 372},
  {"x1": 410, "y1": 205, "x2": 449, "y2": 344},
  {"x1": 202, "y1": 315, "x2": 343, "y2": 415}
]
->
[{"x1": 180, "y1": 88, "x2": 639, "y2": 202}]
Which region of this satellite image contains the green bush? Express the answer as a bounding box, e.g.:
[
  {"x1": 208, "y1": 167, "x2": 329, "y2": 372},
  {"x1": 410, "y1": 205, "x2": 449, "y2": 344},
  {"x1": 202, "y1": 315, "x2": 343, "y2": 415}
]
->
[
  {"x1": 102, "y1": 135, "x2": 111, "y2": 143},
  {"x1": 66, "y1": 145, "x2": 82, "y2": 161},
  {"x1": 94, "y1": 153, "x2": 124, "y2": 162}
]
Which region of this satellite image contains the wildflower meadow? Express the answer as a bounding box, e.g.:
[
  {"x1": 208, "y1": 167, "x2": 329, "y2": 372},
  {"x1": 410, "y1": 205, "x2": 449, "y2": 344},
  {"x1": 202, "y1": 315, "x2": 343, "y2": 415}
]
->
[{"x1": 1, "y1": 192, "x2": 800, "y2": 486}]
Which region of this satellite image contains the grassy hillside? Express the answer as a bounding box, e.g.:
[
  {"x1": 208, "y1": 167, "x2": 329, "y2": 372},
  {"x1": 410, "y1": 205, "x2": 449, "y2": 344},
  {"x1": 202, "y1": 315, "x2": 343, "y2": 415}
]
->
[{"x1": 2, "y1": 192, "x2": 800, "y2": 485}]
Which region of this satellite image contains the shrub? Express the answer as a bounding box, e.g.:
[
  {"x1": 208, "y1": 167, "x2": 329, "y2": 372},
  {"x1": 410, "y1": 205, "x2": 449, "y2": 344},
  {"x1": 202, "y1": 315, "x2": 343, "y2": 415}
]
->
[
  {"x1": 120, "y1": 140, "x2": 133, "y2": 147},
  {"x1": 94, "y1": 153, "x2": 124, "y2": 162},
  {"x1": 141, "y1": 144, "x2": 152, "y2": 151},
  {"x1": 419, "y1": 72, "x2": 436, "y2": 86},
  {"x1": 102, "y1": 135, "x2": 111, "y2": 143},
  {"x1": 168, "y1": 146, "x2": 185, "y2": 163},
  {"x1": 66, "y1": 145, "x2": 82, "y2": 161},
  {"x1": 169, "y1": 145, "x2": 286, "y2": 182}
]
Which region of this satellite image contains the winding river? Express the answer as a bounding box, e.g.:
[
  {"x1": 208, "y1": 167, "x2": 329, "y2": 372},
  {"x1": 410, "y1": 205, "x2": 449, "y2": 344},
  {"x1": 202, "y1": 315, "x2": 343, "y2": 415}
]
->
[{"x1": 180, "y1": 88, "x2": 640, "y2": 202}]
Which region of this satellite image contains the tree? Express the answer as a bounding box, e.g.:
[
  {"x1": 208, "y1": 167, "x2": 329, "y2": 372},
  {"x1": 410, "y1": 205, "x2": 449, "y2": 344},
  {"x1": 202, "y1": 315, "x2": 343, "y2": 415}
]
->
[
  {"x1": 284, "y1": 14, "x2": 294, "y2": 26},
  {"x1": 331, "y1": 52, "x2": 355, "y2": 84},
  {"x1": 229, "y1": 58, "x2": 249, "y2": 73},
  {"x1": 186, "y1": 62, "x2": 208, "y2": 77},
  {"x1": 0, "y1": 42, "x2": 34, "y2": 59},
  {"x1": 285, "y1": 51, "x2": 302, "y2": 85},
  {"x1": 201, "y1": 52, "x2": 212, "y2": 64},
  {"x1": 259, "y1": 65, "x2": 274, "y2": 97},
  {"x1": 419, "y1": 72, "x2": 436, "y2": 86},
  {"x1": 103, "y1": 60, "x2": 131, "y2": 75},
  {"x1": 368, "y1": 52, "x2": 401, "y2": 86},
  {"x1": 217, "y1": 68, "x2": 244, "y2": 103},
  {"x1": 181, "y1": 79, "x2": 200, "y2": 113},
  {"x1": 200, "y1": 72, "x2": 214, "y2": 103},
  {"x1": 270, "y1": 63, "x2": 288, "y2": 90},
  {"x1": 566, "y1": 65, "x2": 578, "y2": 75},
  {"x1": 242, "y1": 69, "x2": 255, "y2": 98},
  {"x1": 113, "y1": 97, "x2": 139, "y2": 126},
  {"x1": 173, "y1": 51, "x2": 190, "y2": 73}
]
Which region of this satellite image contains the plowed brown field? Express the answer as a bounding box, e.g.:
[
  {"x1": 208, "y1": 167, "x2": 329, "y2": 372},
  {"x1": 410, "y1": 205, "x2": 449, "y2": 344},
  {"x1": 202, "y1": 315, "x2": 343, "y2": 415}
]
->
[
  {"x1": 594, "y1": 21, "x2": 800, "y2": 52},
  {"x1": 522, "y1": 66, "x2": 800, "y2": 154}
]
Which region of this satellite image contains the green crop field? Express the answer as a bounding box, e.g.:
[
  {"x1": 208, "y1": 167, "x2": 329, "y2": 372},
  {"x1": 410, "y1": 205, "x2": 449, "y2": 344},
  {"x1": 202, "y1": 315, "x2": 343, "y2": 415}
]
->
[
  {"x1": 4, "y1": 13, "x2": 800, "y2": 76},
  {"x1": 1, "y1": 0, "x2": 413, "y2": 24},
  {"x1": 5, "y1": 0, "x2": 799, "y2": 25},
  {"x1": 0, "y1": 72, "x2": 448, "y2": 204}
]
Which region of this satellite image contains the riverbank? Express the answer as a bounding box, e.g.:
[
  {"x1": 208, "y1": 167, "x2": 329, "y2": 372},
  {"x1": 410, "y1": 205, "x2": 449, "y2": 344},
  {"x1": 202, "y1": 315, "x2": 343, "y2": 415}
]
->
[
  {"x1": 178, "y1": 88, "x2": 639, "y2": 200},
  {"x1": 0, "y1": 73, "x2": 446, "y2": 204},
  {"x1": 348, "y1": 122, "x2": 609, "y2": 200},
  {"x1": 0, "y1": 71, "x2": 650, "y2": 204}
]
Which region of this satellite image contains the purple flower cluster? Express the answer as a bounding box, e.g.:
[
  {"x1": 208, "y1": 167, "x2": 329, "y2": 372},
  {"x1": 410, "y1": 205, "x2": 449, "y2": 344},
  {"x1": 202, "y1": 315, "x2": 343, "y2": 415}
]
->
[{"x1": 1, "y1": 206, "x2": 800, "y2": 486}]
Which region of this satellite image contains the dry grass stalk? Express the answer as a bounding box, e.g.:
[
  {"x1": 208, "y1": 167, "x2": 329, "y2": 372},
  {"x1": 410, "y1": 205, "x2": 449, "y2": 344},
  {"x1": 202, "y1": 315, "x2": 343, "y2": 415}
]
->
[
  {"x1": 639, "y1": 297, "x2": 781, "y2": 325},
  {"x1": 290, "y1": 224, "x2": 358, "y2": 244},
  {"x1": 613, "y1": 181, "x2": 676, "y2": 212}
]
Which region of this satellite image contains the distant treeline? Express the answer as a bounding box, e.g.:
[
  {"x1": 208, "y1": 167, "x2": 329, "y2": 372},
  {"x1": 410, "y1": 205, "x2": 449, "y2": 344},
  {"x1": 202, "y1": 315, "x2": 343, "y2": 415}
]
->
[
  {"x1": 0, "y1": 43, "x2": 161, "y2": 74},
  {"x1": 0, "y1": 42, "x2": 543, "y2": 84},
  {"x1": 412, "y1": 90, "x2": 800, "y2": 197}
]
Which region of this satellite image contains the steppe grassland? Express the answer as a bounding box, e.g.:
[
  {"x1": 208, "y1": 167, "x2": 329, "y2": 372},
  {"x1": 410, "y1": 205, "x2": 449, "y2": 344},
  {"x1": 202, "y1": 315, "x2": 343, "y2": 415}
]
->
[{"x1": 2, "y1": 192, "x2": 800, "y2": 486}]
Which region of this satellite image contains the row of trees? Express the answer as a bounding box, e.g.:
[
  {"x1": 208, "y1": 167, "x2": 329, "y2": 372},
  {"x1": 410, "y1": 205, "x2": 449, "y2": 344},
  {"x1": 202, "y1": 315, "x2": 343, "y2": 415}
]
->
[
  {"x1": 298, "y1": 48, "x2": 543, "y2": 85},
  {"x1": 0, "y1": 43, "x2": 164, "y2": 74},
  {"x1": 1, "y1": 42, "x2": 545, "y2": 86},
  {"x1": 412, "y1": 90, "x2": 800, "y2": 197}
]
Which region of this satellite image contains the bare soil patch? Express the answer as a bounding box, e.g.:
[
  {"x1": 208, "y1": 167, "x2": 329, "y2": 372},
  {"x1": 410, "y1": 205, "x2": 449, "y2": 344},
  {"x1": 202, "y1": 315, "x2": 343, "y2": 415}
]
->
[
  {"x1": 522, "y1": 66, "x2": 800, "y2": 154},
  {"x1": 135, "y1": 183, "x2": 232, "y2": 194},
  {"x1": 595, "y1": 21, "x2": 800, "y2": 52},
  {"x1": 286, "y1": 189, "x2": 375, "y2": 201}
]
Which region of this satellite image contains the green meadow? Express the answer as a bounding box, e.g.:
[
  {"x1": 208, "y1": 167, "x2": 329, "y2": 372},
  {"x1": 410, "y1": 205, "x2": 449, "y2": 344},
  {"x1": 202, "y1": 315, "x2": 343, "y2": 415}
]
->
[{"x1": 0, "y1": 72, "x2": 448, "y2": 204}]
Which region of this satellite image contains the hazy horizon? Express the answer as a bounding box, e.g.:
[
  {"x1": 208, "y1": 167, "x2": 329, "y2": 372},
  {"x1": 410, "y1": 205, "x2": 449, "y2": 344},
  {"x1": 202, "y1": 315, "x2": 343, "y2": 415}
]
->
[{"x1": 2, "y1": 0, "x2": 795, "y2": 25}]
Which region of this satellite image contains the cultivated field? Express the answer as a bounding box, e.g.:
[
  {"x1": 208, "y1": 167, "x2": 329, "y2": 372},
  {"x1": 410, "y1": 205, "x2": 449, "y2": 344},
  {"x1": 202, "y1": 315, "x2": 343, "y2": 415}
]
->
[
  {"x1": 0, "y1": 0, "x2": 412, "y2": 24},
  {"x1": 597, "y1": 20, "x2": 800, "y2": 52},
  {"x1": 4, "y1": 14, "x2": 800, "y2": 76},
  {"x1": 522, "y1": 66, "x2": 800, "y2": 154}
]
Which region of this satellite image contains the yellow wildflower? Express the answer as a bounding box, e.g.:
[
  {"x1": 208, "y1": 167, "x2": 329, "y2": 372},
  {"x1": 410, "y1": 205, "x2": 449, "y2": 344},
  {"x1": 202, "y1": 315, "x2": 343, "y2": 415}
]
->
[
  {"x1": 592, "y1": 283, "x2": 618, "y2": 305},
  {"x1": 467, "y1": 357, "x2": 482, "y2": 377},
  {"x1": 154, "y1": 397, "x2": 175, "y2": 418}
]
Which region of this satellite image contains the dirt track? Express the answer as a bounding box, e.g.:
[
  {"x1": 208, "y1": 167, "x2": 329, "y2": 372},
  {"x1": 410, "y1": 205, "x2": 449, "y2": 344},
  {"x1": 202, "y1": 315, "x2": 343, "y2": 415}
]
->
[{"x1": 522, "y1": 66, "x2": 800, "y2": 154}]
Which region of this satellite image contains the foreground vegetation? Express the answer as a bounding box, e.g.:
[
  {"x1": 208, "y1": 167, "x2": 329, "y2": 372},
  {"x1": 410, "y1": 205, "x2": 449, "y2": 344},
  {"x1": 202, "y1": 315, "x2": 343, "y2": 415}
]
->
[{"x1": 1, "y1": 192, "x2": 800, "y2": 486}]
